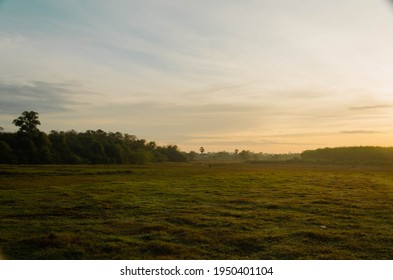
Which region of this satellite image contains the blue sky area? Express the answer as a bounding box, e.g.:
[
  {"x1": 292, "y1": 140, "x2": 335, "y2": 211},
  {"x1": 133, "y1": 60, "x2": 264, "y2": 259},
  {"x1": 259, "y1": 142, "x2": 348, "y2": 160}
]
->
[{"x1": 1, "y1": 0, "x2": 393, "y2": 152}]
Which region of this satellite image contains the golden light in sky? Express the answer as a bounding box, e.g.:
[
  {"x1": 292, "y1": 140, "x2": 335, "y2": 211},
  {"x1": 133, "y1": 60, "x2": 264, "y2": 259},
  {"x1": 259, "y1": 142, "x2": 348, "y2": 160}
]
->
[{"x1": 1, "y1": 0, "x2": 393, "y2": 153}]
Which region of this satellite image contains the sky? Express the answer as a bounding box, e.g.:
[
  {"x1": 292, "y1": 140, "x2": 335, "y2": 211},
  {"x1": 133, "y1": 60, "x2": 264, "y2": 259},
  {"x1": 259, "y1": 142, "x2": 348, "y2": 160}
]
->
[{"x1": 1, "y1": 0, "x2": 393, "y2": 153}]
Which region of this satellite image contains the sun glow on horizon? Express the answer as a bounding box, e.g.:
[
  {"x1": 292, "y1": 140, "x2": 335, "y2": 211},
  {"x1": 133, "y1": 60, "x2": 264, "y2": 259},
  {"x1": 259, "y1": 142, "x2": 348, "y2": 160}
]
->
[{"x1": 1, "y1": 0, "x2": 393, "y2": 153}]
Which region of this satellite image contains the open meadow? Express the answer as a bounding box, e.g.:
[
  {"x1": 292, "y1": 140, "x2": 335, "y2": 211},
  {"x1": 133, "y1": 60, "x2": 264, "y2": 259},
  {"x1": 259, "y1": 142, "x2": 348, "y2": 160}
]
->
[{"x1": 1, "y1": 162, "x2": 393, "y2": 259}]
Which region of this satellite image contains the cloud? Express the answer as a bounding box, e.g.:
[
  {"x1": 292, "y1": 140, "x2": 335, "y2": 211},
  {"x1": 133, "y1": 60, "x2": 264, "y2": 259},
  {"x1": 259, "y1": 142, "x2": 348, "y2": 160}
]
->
[
  {"x1": 96, "y1": 99, "x2": 265, "y2": 116},
  {"x1": 1, "y1": 1, "x2": 393, "y2": 152},
  {"x1": 184, "y1": 83, "x2": 251, "y2": 97},
  {"x1": 0, "y1": 80, "x2": 89, "y2": 114},
  {"x1": 67, "y1": 100, "x2": 275, "y2": 149},
  {"x1": 340, "y1": 130, "x2": 382, "y2": 134},
  {"x1": 348, "y1": 104, "x2": 393, "y2": 111}
]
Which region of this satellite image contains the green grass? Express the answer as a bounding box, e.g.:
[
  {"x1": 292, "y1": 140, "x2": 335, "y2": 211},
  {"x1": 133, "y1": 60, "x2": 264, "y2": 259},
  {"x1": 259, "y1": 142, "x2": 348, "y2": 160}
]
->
[{"x1": 1, "y1": 162, "x2": 393, "y2": 259}]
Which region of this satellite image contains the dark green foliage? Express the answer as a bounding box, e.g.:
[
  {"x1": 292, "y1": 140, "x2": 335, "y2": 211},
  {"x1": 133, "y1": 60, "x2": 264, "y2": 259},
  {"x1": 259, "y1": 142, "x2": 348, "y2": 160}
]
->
[
  {"x1": 15, "y1": 137, "x2": 38, "y2": 163},
  {"x1": 301, "y1": 146, "x2": 393, "y2": 164},
  {"x1": 0, "y1": 128, "x2": 187, "y2": 164},
  {"x1": 12, "y1": 111, "x2": 41, "y2": 136},
  {"x1": 157, "y1": 145, "x2": 187, "y2": 162},
  {"x1": 0, "y1": 141, "x2": 13, "y2": 163},
  {"x1": 2, "y1": 112, "x2": 190, "y2": 164}
]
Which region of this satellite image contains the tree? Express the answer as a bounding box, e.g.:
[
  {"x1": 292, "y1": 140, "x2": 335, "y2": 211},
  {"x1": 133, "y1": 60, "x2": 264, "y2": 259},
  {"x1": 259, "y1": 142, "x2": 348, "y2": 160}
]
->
[
  {"x1": 187, "y1": 151, "x2": 198, "y2": 161},
  {"x1": 12, "y1": 111, "x2": 41, "y2": 136},
  {"x1": 234, "y1": 149, "x2": 239, "y2": 160},
  {"x1": 200, "y1": 146, "x2": 205, "y2": 154},
  {"x1": 239, "y1": 150, "x2": 252, "y2": 161},
  {"x1": 89, "y1": 140, "x2": 106, "y2": 163},
  {"x1": 0, "y1": 140, "x2": 13, "y2": 163},
  {"x1": 158, "y1": 145, "x2": 187, "y2": 162}
]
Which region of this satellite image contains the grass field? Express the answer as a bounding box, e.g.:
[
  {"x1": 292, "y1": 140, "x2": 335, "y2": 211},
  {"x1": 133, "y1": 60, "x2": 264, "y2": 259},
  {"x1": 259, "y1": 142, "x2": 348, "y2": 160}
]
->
[{"x1": 1, "y1": 162, "x2": 393, "y2": 259}]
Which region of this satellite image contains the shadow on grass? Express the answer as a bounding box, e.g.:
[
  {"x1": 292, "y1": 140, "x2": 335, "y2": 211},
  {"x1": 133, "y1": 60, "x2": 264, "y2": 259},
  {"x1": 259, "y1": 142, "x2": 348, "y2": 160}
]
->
[{"x1": 4, "y1": 233, "x2": 88, "y2": 260}]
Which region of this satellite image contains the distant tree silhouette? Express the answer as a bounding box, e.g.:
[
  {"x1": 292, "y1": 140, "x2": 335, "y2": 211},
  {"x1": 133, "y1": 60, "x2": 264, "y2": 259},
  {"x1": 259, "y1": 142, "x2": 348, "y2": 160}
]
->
[
  {"x1": 13, "y1": 111, "x2": 41, "y2": 136},
  {"x1": 200, "y1": 146, "x2": 205, "y2": 154},
  {"x1": 1, "y1": 111, "x2": 219, "y2": 164},
  {"x1": 187, "y1": 151, "x2": 198, "y2": 161}
]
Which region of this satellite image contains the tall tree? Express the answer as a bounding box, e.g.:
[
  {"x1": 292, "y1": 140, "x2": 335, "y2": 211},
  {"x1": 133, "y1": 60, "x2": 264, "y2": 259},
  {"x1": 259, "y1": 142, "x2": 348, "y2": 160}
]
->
[{"x1": 12, "y1": 111, "x2": 41, "y2": 136}]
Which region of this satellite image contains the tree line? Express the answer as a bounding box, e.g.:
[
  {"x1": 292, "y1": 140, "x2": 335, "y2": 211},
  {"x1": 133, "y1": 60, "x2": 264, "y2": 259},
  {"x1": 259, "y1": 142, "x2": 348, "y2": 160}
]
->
[
  {"x1": 190, "y1": 149, "x2": 299, "y2": 161},
  {"x1": 300, "y1": 146, "x2": 393, "y2": 164},
  {"x1": 0, "y1": 111, "x2": 187, "y2": 164},
  {"x1": 6, "y1": 111, "x2": 388, "y2": 165}
]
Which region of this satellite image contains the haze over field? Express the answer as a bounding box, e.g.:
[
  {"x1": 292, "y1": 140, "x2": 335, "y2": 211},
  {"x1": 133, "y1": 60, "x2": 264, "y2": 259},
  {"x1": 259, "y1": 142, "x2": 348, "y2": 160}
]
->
[{"x1": 1, "y1": 0, "x2": 393, "y2": 153}]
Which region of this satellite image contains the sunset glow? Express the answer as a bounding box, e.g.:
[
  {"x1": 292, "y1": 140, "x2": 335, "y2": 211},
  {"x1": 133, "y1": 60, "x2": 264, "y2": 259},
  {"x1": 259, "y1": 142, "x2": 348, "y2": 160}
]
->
[{"x1": 1, "y1": 0, "x2": 393, "y2": 153}]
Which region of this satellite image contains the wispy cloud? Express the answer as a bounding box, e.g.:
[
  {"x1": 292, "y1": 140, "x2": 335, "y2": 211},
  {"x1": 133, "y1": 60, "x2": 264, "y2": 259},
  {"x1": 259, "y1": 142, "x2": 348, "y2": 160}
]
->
[
  {"x1": 94, "y1": 100, "x2": 267, "y2": 133},
  {"x1": 1, "y1": 1, "x2": 393, "y2": 152},
  {"x1": 340, "y1": 130, "x2": 382, "y2": 134},
  {"x1": 348, "y1": 104, "x2": 393, "y2": 111},
  {"x1": 0, "y1": 80, "x2": 89, "y2": 114}
]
